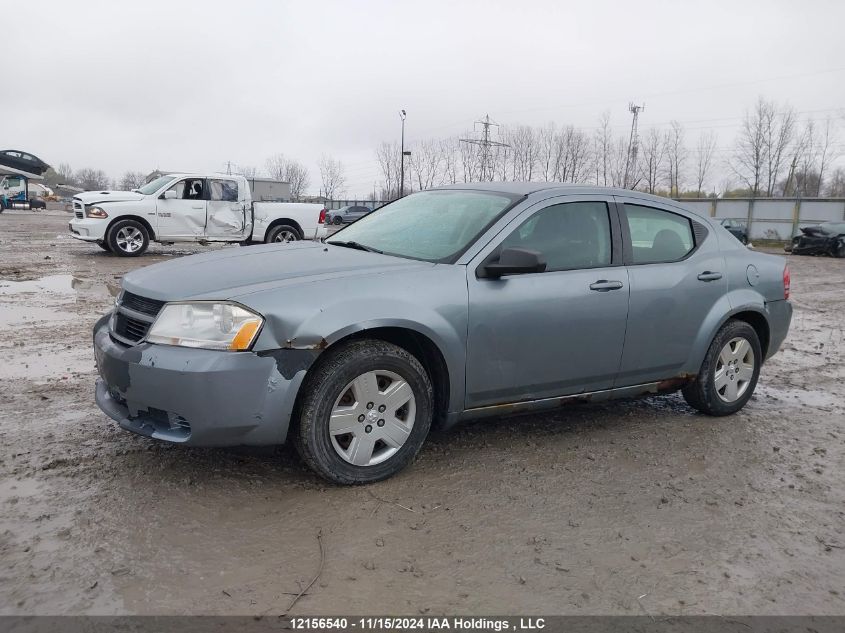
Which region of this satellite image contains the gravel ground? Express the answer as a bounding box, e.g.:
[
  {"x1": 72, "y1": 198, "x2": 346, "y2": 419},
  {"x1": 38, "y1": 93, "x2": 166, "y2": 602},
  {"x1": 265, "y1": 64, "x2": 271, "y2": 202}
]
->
[{"x1": 1, "y1": 210, "x2": 843, "y2": 616}]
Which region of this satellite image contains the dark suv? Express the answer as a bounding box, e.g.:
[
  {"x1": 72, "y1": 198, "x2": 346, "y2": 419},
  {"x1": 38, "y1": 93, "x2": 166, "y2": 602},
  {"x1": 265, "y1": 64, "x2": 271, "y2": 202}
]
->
[{"x1": 326, "y1": 205, "x2": 372, "y2": 225}]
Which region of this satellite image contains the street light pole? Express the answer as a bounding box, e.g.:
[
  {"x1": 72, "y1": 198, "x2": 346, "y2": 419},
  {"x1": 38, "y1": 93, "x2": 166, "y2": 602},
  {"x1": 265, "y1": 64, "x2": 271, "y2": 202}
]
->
[{"x1": 399, "y1": 109, "x2": 406, "y2": 198}]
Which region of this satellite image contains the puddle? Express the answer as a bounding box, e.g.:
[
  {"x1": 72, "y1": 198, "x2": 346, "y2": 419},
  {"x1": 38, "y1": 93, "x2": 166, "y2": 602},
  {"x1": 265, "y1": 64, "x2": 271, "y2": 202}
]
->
[
  {"x1": 0, "y1": 346, "x2": 95, "y2": 380},
  {"x1": 0, "y1": 305, "x2": 76, "y2": 328},
  {"x1": 0, "y1": 274, "x2": 117, "y2": 297},
  {"x1": 757, "y1": 385, "x2": 842, "y2": 409}
]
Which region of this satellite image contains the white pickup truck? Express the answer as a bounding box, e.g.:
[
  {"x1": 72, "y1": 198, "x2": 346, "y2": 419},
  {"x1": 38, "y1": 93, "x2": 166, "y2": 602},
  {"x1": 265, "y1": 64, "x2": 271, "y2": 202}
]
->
[{"x1": 68, "y1": 173, "x2": 327, "y2": 256}]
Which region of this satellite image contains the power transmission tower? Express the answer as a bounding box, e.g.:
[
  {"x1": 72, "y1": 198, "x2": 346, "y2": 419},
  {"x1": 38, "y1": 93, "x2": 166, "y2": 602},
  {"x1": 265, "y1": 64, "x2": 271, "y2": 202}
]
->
[
  {"x1": 460, "y1": 114, "x2": 510, "y2": 181},
  {"x1": 623, "y1": 103, "x2": 644, "y2": 189}
]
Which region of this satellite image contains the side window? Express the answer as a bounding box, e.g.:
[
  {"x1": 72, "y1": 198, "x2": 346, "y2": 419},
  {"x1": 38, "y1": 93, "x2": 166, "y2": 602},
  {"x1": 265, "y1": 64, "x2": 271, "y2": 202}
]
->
[
  {"x1": 209, "y1": 179, "x2": 238, "y2": 202},
  {"x1": 625, "y1": 204, "x2": 694, "y2": 264},
  {"x1": 499, "y1": 201, "x2": 612, "y2": 272},
  {"x1": 183, "y1": 179, "x2": 204, "y2": 200},
  {"x1": 166, "y1": 180, "x2": 187, "y2": 199}
]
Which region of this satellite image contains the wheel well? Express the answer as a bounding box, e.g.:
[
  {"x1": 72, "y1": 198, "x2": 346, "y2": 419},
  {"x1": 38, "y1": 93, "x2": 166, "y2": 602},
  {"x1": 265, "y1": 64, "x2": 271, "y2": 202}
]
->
[
  {"x1": 294, "y1": 327, "x2": 451, "y2": 432},
  {"x1": 266, "y1": 218, "x2": 303, "y2": 240},
  {"x1": 106, "y1": 215, "x2": 156, "y2": 241},
  {"x1": 731, "y1": 311, "x2": 770, "y2": 359}
]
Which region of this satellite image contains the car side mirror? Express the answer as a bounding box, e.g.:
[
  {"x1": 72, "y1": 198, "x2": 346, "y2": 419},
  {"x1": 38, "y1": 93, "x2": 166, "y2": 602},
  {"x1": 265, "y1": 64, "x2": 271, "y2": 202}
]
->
[
  {"x1": 483, "y1": 247, "x2": 546, "y2": 279},
  {"x1": 162, "y1": 189, "x2": 178, "y2": 200}
]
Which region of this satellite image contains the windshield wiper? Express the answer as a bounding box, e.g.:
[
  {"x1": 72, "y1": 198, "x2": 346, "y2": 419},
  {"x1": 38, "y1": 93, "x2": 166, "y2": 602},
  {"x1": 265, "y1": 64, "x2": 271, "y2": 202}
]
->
[{"x1": 327, "y1": 240, "x2": 383, "y2": 254}]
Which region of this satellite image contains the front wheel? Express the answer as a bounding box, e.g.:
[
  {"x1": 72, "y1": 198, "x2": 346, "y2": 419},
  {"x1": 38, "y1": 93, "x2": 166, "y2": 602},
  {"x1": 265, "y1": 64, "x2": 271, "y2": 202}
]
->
[
  {"x1": 682, "y1": 319, "x2": 761, "y2": 416},
  {"x1": 293, "y1": 339, "x2": 433, "y2": 484},
  {"x1": 266, "y1": 224, "x2": 301, "y2": 244},
  {"x1": 106, "y1": 219, "x2": 149, "y2": 257},
  {"x1": 97, "y1": 240, "x2": 112, "y2": 252},
  {"x1": 332, "y1": 216, "x2": 343, "y2": 225}
]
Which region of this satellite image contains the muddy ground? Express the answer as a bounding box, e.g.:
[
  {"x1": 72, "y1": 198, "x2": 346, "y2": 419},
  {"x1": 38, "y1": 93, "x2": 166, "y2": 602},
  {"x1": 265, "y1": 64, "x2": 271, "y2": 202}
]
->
[{"x1": 0, "y1": 209, "x2": 843, "y2": 616}]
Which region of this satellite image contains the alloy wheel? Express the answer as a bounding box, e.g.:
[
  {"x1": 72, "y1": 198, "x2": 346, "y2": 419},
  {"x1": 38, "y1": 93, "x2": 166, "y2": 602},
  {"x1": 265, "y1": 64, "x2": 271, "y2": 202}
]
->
[
  {"x1": 714, "y1": 337, "x2": 755, "y2": 403},
  {"x1": 329, "y1": 370, "x2": 416, "y2": 466},
  {"x1": 115, "y1": 226, "x2": 144, "y2": 253}
]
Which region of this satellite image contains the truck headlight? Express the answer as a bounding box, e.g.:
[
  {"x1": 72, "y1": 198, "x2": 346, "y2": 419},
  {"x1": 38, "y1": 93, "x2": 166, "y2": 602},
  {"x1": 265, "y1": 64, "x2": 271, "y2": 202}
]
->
[
  {"x1": 146, "y1": 302, "x2": 263, "y2": 351},
  {"x1": 86, "y1": 205, "x2": 108, "y2": 218}
]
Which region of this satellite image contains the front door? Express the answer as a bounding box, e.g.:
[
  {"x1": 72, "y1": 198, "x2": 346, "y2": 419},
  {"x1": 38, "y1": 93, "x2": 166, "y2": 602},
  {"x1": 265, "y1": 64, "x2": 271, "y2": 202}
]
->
[
  {"x1": 206, "y1": 178, "x2": 249, "y2": 239},
  {"x1": 156, "y1": 178, "x2": 207, "y2": 238},
  {"x1": 465, "y1": 197, "x2": 629, "y2": 409},
  {"x1": 614, "y1": 197, "x2": 727, "y2": 386}
]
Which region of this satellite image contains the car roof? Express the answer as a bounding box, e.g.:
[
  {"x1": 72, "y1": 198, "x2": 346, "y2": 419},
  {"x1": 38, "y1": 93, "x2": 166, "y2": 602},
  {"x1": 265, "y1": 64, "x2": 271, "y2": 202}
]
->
[{"x1": 431, "y1": 181, "x2": 682, "y2": 206}]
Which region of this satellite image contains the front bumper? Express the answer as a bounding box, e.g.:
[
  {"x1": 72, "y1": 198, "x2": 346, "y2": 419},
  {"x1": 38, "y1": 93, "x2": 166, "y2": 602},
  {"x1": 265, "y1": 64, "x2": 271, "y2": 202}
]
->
[
  {"x1": 93, "y1": 315, "x2": 305, "y2": 446},
  {"x1": 69, "y1": 217, "x2": 108, "y2": 241}
]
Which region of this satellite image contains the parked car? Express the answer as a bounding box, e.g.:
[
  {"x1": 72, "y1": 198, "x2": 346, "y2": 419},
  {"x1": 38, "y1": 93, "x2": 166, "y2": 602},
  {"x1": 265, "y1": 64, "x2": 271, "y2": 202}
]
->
[
  {"x1": 68, "y1": 173, "x2": 327, "y2": 256},
  {"x1": 92, "y1": 183, "x2": 792, "y2": 483},
  {"x1": 720, "y1": 218, "x2": 748, "y2": 244},
  {"x1": 785, "y1": 222, "x2": 845, "y2": 257},
  {"x1": 326, "y1": 205, "x2": 372, "y2": 225}
]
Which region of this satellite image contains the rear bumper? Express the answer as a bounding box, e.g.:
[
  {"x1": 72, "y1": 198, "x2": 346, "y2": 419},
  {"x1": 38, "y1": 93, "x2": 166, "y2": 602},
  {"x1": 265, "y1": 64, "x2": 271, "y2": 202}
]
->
[
  {"x1": 93, "y1": 314, "x2": 305, "y2": 446},
  {"x1": 765, "y1": 299, "x2": 793, "y2": 360}
]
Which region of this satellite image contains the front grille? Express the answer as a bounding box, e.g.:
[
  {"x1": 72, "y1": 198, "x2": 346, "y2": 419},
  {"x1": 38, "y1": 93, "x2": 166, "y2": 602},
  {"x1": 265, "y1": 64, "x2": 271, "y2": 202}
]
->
[
  {"x1": 75, "y1": 210, "x2": 83, "y2": 219},
  {"x1": 114, "y1": 312, "x2": 152, "y2": 343},
  {"x1": 121, "y1": 291, "x2": 166, "y2": 317},
  {"x1": 110, "y1": 291, "x2": 165, "y2": 345}
]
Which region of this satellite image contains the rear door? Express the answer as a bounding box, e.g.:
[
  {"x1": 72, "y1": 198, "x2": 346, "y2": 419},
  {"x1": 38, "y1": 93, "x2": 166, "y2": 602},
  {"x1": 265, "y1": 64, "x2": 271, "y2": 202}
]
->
[
  {"x1": 465, "y1": 195, "x2": 629, "y2": 408},
  {"x1": 206, "y1": 178, "x2": 249, "y2": 239},
  {"x1": 155, "y1": 178, "x2": 207, "y2": 238},
  {"x1": 614, "y1": 196, "x2": 726, "y2": 386}
]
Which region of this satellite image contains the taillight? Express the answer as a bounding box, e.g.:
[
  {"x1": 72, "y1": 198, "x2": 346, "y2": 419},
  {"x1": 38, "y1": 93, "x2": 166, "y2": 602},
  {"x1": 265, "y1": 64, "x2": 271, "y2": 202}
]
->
[
  {"x1": 783, "y1": 265, "x2": 790, "y2": 300},
  {"x1": 318, "y1": 208, "x2": 326, "y2": 224}
]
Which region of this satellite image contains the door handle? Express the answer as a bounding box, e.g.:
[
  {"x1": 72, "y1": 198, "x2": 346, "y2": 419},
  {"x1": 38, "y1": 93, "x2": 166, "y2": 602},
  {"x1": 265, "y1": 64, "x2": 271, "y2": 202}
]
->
[
  {"x1": 191, "y1": 204, "x2": 204, "y2": 209},
  {"x1": 697, "y1": 271, "x2": 723, "y2": 282},
  {"x1": 589, "y1": 280, "x2": 624, "y2": 292}
]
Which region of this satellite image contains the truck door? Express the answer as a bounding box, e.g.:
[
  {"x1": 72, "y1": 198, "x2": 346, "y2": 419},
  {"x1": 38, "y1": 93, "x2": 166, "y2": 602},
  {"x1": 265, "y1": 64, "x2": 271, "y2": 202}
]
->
[
  {"x1": 156, "y1": 178, "x2": 207, "y2": 238},
  {"x1": 206, "y1": 178, "x2": 249, "y2": 239}
]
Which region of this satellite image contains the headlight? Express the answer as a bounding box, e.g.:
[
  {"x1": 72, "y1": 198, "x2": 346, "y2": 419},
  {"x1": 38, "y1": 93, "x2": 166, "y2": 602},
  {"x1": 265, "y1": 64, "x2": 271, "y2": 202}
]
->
[
  {"x1": 86, "y1": 205, "x2": 108, "y2": 218},
  {"x1": 146, "y1": 302, "x2": 263, "y2": 351}
]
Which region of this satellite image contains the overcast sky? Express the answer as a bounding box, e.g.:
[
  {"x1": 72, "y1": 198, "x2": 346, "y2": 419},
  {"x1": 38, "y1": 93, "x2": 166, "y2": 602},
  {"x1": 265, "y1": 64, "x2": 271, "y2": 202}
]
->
[{"x1": 5, "y1": 0, "x2": 845, "y2": 196}]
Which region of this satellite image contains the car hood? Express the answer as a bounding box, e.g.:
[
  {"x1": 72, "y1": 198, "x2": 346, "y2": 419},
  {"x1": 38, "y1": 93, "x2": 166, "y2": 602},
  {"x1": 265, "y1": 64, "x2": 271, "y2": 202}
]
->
[
  {"x1": 74, "y1": 190, "x2": 146, "y2": 204},
  {"x1": 121, "y1": 242, "x2": 435, "y2": 302}
]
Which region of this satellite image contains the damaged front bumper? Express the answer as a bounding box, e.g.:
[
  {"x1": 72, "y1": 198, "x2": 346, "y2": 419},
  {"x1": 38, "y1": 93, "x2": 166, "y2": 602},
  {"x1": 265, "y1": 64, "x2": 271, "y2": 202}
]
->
[{"x1": 92, "y1": 315, "x2": 305, "y2": 446}]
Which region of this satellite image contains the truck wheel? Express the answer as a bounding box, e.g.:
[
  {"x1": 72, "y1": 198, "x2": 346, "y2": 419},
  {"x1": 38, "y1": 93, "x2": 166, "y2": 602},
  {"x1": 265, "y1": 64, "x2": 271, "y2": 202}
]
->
[
  {"x1": 106, "y1": 219, "x2": 149, "y2": 257},
  {"x1": 293, "y1": 339, "x2": 433, "y2": 484},
  {"x1": 682, "y1": 320, "x2": 761, "y2": 416},
  {"x1": 97, "y1": 240, "x2": 112, "y2": 252},
  {"x1": 266, "y1": 224, "x2": 301, "y2": 244}
]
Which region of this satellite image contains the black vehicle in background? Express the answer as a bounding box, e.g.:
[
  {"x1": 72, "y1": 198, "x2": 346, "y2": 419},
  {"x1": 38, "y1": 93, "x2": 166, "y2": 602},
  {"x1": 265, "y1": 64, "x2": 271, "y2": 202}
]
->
[
  {"x1": 325, "y1": 205, "x2": 372, "y2": 225},
  {"x1": 786, "y1": 222, "x2": 845, "y2": 257},
  {"x1": 720, "y1": 218, "x2": 748, "y2": 245},
  {"x1": 0, "y1": 150, "x2": 50, "y2": 176}
]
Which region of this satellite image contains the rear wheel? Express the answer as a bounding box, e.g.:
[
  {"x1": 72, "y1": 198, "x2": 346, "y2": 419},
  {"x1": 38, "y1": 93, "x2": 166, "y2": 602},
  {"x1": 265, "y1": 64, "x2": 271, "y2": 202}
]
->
[
  {"x1": 106, "y1": 219, "x2": 149, "y2": 257},
  {"x1": 682, "y1": 320, "x2": 761, "y2": 416},
  {"x1": 293, "y1": 339, "x2": 433, "y2": 484},
  {"x1": 266, "y1": 224, "x2": 301, "y2": 244},
  {"x1": 333, "y1": 216, "x2": 343, "y2": 225}
]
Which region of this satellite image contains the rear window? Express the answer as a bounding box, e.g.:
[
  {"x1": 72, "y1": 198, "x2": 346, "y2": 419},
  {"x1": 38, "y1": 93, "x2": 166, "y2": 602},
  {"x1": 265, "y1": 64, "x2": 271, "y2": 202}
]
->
[{"x1": 625, "y1": 204, "x2": 694, "y2": 264}]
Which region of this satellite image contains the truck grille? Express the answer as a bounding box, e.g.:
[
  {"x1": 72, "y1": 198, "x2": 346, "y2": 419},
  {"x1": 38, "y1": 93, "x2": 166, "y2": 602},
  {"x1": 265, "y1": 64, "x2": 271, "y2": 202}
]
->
[{"x1": 110, "y1": 291, "x2": 166, "y2": 345}]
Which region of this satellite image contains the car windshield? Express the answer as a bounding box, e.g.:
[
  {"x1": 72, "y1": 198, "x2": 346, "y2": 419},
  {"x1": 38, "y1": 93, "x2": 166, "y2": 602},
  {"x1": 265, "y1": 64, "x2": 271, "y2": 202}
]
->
[
  {"x1": 327, "y1": 190, "x2": 518, "y2": 263},
  {"x1": 137, "y1": 175, "x2": 176, "y2": 195}
]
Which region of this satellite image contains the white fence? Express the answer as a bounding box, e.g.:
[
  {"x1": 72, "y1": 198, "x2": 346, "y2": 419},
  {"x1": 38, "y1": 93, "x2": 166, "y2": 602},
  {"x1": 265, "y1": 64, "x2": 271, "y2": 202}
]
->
[{"x1": 679, "y1": 197, "x2": 845, "y2": 241}]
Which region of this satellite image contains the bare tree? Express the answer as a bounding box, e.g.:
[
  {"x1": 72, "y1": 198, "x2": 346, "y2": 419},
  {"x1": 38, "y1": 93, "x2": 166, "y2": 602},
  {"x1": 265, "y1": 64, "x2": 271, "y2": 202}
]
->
[
  {"x1": 825, "y1": 167, "x2": 845, "y2": 196},
  {"x1": 237, "y1": 165, "x2": 258, "y2": 179},
  {"x1": 265, "y1": 154, "x2": 311, "y2": 200},
  {"x1": 557, "y1": 126, "x2": 590, "y2": 183},
  {"x1": 593, "y1": 111, "x2": 612, "y2": 186},
  {"x1": 506, "y1": 125, "x2": 538, "y2": 181},
  {"x1": 763, "y1": 103, "x2": 795, "y2": 196},
  {"x1": 409, "y1": 139, "x2": 444, "y2": 190},
  {"x1": 694, "y1": 131, "x2": 718, "y2": 195},
  {"x1": 814, "y1": 117, "x2": 837, "y2": 196},
  {"x1": 318, "y1": 155, "x2": 347, "y2": 200},
  {"x1": 56, "y1": 162, "x2": 76, "y2": 185},
  {"x1": 732, "y1": 97, "x2": 795, "y2": 197},
  {"x1": 639, "y1": 128, "x2": 666, "y2": 194},
  {"x1": 76, "y1": 168, "x2": 111, "y2": 191},
  {"x1": 440, "y1": 137, "x2": 461, "y2": 184},
  {"x1": 665, "y1": 121, "x2": 686, "y2": 196},
  {"x1": 375, "y1": 141, "x2": 401, "y2": 200},
  {"x1": 119, "y1": 171, "x2": 146, "y2": 191}
]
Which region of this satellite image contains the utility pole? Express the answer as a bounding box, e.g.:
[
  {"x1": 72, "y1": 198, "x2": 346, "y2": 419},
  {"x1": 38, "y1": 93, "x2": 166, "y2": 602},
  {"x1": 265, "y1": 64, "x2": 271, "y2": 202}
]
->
[
  {"x1": 623, "y1": 103, "x2": 644, "y2": 189},
  {"x1": 399, "y1": 109, "x2": 409, "y2": 198},
  {"x1": 460, "y1": 114, "x2": 510, "y2": 181}
]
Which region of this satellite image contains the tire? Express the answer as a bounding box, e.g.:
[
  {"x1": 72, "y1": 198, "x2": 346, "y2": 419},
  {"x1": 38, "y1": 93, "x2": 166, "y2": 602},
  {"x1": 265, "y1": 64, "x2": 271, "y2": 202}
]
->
[
  {"x1": 265, "y1": 224, "x2": 301, "y2": 244},
  {"x1": 832, "y1": 240, "x2": 845, "y2": 258},
  {"x1": 333, "y1": 216, "x2": 343, "y2": 225},
  {"x1": 682, "y1": 319, "x2": 762, "y2": 416},
  {"x1": 293, "y1": 339, "x2": 433, "y2": 484},
  {"x1": 97, "y1": 240, "x2": 112, "y2": 252},
  {"x1": 106, "y1": 219, "x2": 149, "y2": 257},
  {"x1": 740, "y1": 235, "x2": 748, "y2": 245}
]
